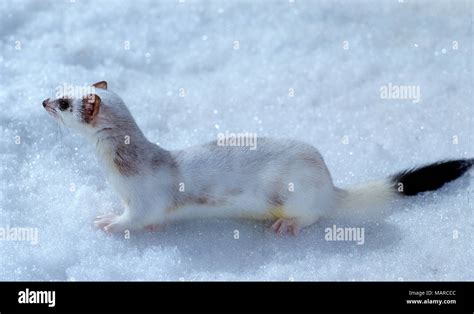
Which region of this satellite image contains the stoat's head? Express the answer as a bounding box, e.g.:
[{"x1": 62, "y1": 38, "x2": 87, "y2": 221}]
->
[{"x1": 43, "y1": 81, "x2": 137, "y2": 138}]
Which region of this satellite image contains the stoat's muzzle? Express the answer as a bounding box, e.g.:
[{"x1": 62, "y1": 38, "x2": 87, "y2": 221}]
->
[
  {"x1": 42, "y1": 98, "x2": 49, "y2": 107},
  {"x1": 42, "y1": 98, "x2": 56, "y2": 116}
]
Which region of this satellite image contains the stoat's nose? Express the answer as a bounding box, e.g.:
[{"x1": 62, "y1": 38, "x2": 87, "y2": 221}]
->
[{"x1": 42, "y1": 98, "x2": 50, "y2": 107}]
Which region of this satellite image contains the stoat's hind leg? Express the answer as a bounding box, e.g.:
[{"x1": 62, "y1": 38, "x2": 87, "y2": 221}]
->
[
  {"x1": 271, "y1": 218, "x2": 300, "y2": 235},
  {"x1": 270, "y1": 215, "x2": 320, "y2": 236},
  {"x1": 94, "y1": 212, "x2": 138, "y2": 233}
]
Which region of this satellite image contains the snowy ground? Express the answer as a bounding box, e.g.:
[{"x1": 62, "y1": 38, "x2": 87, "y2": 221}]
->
[{"x1": 0, "y1": 0, "x2": 473, "y2": 281}]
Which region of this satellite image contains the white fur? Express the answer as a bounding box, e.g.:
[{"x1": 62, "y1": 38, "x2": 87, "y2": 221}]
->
[
  {"x1": 333, "y1": 180, "x2": 396, "y2": 220},
  {"x1": 44, "y1": 85, "x2": 397, "y2": 234}
]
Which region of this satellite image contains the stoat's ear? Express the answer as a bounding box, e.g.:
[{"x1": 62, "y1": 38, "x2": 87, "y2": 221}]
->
[
  {"x1": 82, "y1": 94, "x2": 101, "y2": 123},
  {"x1": 92, "y1": 81, "x2": 108, "y2": 90}
]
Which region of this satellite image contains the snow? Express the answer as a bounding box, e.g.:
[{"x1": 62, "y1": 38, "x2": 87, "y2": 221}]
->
[{"x1": 0, "y1": 0, "x2": 473, "y2": 281}]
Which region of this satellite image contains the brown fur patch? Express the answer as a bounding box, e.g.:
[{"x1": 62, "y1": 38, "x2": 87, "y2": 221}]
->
[
  {"x1": 113, "y1": 143, "x2": 140, "y2": 176},
  {"x1": 167, "y1": 190, "x2": 226, "y2": 213},
  {"x1": 151, "y1": 149, "x2": 178, "y2": 170},
  {"x1": 268, "y1": 192, "x2": 285, "y2": 207},
  {"x1": 267, "y1": 178, "x2": 287, "y2": 207}
]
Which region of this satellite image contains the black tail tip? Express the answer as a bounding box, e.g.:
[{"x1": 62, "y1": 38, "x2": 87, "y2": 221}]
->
[{"x1": 391, "y1": 158, "x2": 474, "y2": 196}]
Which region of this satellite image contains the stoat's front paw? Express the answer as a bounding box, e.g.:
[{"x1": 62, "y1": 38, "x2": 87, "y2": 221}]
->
[{"x1": 94, "y1": 213, "x2": 129, "y2": 234}]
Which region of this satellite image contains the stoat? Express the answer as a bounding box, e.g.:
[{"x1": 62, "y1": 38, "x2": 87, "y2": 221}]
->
[{"x1": 42, "y1": 81, "x2": 473, "y2": 235}]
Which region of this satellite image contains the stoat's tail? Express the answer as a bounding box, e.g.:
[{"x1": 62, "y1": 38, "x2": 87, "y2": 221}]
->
[{"x1": 332, "y1": 159, "x2": 474, "y2": 219}]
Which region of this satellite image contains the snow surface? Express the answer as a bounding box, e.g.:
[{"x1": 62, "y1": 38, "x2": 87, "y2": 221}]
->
[{"x1": 0, "y1": 0, "x2": 473, "y2": 281}]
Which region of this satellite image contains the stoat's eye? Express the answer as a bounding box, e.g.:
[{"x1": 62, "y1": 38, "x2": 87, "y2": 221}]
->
[{"x1": 58, "y1": 98, "x2": 70, "y2": 111}]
